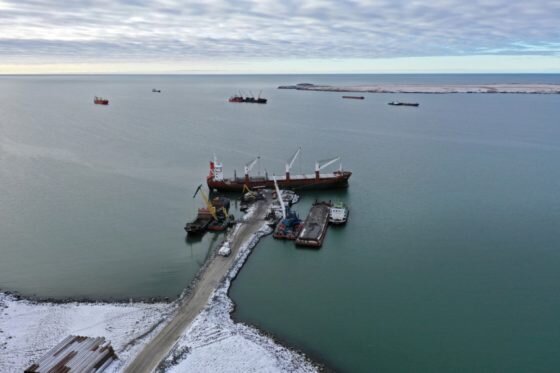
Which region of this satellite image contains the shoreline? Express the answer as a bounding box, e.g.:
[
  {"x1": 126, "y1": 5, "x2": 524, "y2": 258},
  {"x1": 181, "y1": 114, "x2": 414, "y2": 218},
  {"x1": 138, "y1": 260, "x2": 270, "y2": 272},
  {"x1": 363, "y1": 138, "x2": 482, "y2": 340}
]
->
[
  {"x1": 278, "y1": 82, "x2": 560, "y2": 94},
  {"x1": 1, "y1": 194, "x2": 323, "y2": 372}
]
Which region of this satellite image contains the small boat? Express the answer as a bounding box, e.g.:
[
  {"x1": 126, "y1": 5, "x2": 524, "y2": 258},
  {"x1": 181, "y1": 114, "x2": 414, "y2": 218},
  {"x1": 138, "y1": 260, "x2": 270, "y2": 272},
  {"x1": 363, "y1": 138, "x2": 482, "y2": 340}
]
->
[
  {"x1": 342, "y1": 96, "x2": 364, "y2": 100},
  {"x1": 152, "y1": 88, "x2": 161, "y2": 93},
  {"x1": 388, "y1": 101, "x2": 419, "y2": 107},
  {"x1": 94, "y1": 96, "x2": 109, "y2": 105},
  {"x1": 329, "y1": 201, "x2": 349, "y2": 225}
]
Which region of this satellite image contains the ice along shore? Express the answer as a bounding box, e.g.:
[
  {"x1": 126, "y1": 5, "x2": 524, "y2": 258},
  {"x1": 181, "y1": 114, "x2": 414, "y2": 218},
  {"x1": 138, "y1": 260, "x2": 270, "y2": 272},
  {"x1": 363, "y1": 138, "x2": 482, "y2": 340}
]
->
[
  {"x1": 278, "y1": 82, "x2": 560, "y2": 94},
  {"x1": 0, "y1": 195, "x2": 319, "y2": 372}
]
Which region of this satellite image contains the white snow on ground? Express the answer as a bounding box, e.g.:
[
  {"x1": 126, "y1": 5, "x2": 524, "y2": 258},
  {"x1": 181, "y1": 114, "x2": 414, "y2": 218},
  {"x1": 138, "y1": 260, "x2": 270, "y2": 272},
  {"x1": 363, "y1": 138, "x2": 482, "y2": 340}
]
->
[
  {"x1": 0, "y1": 293, "x2": 175, "y2": 372},
  {"x1": 161, "y1": 220, "x2": 318, "y2": 373}
]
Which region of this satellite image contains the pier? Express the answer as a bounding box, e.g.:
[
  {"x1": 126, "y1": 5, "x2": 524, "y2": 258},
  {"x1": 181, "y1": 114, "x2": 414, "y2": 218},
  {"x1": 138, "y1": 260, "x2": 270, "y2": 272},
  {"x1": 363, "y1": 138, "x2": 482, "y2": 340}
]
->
[
  {"x1": 125, "y1": 196, "x2": 272, "y2": 372},
  {"x1": 295, "y1": 201, "x2": 331, "y2": 248}
]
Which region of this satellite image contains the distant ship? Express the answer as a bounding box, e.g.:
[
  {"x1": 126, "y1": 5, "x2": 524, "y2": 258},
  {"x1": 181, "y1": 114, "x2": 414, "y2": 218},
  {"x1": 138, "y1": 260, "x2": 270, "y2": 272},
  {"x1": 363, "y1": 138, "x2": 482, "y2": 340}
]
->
[
  {"x1": 228, "y1": 91, "x2": 267, "y2": 104},
  {"x1": 94, "y1": 96, "x2": 109, "y2": 105},
  {"x1": 388, "y1": 101, "x2": 419, "y2": 107},
  {"x1": 207, "y1": 149, "x2": 351, "y2": 192}
]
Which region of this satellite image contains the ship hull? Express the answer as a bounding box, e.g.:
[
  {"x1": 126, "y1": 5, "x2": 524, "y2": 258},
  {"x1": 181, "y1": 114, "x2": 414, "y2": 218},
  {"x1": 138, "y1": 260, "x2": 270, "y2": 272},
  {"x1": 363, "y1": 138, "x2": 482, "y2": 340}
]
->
[{"x1": 207, "y1": 171, "x2": 351, "y2": 192}]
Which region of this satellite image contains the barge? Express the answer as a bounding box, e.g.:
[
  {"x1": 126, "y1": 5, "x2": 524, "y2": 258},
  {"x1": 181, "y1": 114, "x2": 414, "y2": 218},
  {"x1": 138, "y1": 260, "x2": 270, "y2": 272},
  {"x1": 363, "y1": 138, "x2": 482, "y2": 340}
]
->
[
  {"x1": 185, "y1": 208, "x2": 213, "y2": 234},
  {"x1": 295, "y1": 201, "x2": 332, "y2": 248},
  {"x1": 342, "y1": 95, "x2": 364, "y2": 99},
  {"x1": 207, "y1": 149, "x2": 351, "y2": 192}
]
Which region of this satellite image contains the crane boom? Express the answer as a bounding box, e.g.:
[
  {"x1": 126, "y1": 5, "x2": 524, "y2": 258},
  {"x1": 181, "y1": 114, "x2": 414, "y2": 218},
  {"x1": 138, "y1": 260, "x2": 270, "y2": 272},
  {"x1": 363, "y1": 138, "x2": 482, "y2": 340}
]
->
[
  {"x1": 244, "y1": 156, "x2": 260, "y2": 175},
  {"x1": 285, "y1": 147, "x2": 301, "y2": 173},
  {"x1": 193, "y1": 184, "x2": 217, "y2": 220},
  {"x1": 316, "y1": 156, "x2": 340, "y2": 171},
  {"x1": 273, "y1": 176, "x2": 286, "y2": 220}
]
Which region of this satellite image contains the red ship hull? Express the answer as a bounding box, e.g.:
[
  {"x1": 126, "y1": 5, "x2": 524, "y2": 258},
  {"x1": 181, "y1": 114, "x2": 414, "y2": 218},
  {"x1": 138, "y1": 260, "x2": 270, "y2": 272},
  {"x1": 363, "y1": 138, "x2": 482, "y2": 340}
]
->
[{"x1": 207, "y1": 171, "x2": 351, "y2": 192}]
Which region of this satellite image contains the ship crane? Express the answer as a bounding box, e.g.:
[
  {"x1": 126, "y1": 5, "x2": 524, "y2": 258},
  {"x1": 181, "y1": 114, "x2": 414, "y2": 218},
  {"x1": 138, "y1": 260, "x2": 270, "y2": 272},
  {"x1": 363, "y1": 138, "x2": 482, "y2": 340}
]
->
[
  {"x1": 315, "y1": 156, "x2": 340, "y2": 179},
  {"x1": 244, "y1": 156, "x2": 260, "y2": 183},
  {"x1": 285, "y1": 147, "x2": 301, "y2": 181},
  {"x1": 273, "y1": 176, "x2": 286, "y2": 220},
  {"x1": 193, "y1": 184, "x2": 218, "y2": 221}
]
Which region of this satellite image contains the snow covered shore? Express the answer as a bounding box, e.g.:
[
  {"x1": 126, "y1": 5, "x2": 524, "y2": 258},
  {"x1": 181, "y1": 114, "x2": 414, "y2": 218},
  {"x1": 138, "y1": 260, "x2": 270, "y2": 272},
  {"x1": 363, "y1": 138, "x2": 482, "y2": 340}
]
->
[
  {"x1": 1, "y1": 201, "x2": 318, "y2": 372},
  {"x1": 278, "y1": 82, "x2": 560, "y2": 94},
  {"x1": 159, "y1": 210, "x2": 318, "y2": 372},
  {"x1": 0, "y1": 293, "x2": 175, "y2": 372}
]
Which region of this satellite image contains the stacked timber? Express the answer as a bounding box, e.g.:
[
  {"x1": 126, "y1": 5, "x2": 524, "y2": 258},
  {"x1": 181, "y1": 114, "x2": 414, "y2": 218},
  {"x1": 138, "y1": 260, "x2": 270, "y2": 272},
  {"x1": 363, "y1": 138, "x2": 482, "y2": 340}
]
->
[{"x1": 25, "y1": 335, "x2": 117, "y2": 372}]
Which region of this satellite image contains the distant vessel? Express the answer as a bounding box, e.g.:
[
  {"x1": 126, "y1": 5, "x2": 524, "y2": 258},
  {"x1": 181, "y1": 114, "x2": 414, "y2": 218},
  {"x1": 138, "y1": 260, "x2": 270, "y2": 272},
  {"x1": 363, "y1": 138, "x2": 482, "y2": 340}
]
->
[
  {"x1": 94, "y1": 96, "x2": 109, "y2": 105},
  {"x1": 388, "y1": 101, "x2": 419, "y2": 107},
  {"x1": 152, "y1": 88, "x2": 161, "y2": 93},
  {"x1": 329, "y1": 201, "x2": 348, "y2": 224},
  {"x1": 207, "y1": 149, "x2": 351, "y2": 192},
  {"x1": 228, "y1": 91, "x2": 267, "y2": 104},
  {"x1": 342, "y1": 96, "x2": 364, "y2": 100}
]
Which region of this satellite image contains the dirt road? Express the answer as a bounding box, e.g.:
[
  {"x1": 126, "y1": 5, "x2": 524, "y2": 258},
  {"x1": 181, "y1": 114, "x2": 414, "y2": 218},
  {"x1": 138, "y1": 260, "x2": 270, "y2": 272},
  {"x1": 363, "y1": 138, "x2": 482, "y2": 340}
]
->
[{"x1": 124, "y1": 199, "x2": 270, "y2": 373}]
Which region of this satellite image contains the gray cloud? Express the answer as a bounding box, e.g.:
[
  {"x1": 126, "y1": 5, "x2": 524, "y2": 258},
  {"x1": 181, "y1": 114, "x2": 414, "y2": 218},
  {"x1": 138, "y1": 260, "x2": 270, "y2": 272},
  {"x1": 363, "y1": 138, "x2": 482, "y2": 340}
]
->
[{"x1": 0, "y1": 0, "x2": 559, "y2": 62}]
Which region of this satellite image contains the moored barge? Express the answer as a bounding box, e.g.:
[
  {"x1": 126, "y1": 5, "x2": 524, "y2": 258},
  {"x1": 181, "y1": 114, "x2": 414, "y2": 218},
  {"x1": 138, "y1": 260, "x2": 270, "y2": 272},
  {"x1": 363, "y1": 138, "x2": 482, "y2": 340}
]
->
[{"x1": 295, "y1": 201, "x2": 332, "y2": 248}]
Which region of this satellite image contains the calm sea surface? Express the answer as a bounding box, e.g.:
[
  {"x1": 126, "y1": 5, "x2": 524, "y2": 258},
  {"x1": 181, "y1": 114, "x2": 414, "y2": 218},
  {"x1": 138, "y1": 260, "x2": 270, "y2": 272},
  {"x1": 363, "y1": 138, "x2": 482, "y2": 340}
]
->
[{"x1": 1, "y1": 74, "x2": 560, "y2": 371}]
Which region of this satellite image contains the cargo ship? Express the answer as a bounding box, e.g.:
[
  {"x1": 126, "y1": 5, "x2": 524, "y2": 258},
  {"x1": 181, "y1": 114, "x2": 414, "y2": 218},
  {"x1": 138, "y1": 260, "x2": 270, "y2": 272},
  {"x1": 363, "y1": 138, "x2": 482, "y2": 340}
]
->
[
  {"x1": 94, "y1": 96, "x2": 109, "y2": 105},
  {"x1": 228, "y1": 91, "x2": 267, "y2": 104},
  {"x1": 207, "y1": 149, "x2": 351, "y2": 192}
]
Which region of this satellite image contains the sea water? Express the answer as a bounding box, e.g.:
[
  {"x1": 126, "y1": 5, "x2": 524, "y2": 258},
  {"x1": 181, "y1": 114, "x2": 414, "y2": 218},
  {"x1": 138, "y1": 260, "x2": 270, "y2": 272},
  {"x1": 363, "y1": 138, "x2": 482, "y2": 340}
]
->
[{"x1": 1, "y1": 74, "x2": 560, "y2": 371}]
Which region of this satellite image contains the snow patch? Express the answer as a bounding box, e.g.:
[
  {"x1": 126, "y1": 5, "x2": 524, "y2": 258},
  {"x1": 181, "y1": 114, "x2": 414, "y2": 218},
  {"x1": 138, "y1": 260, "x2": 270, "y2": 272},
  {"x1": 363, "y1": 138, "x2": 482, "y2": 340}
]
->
[
  {"x1": 160, "y1": 222, "x2": 317, "y2": 373},
  {"x1": 0, "y1": 293, "x2": 174, "y2": 372}
]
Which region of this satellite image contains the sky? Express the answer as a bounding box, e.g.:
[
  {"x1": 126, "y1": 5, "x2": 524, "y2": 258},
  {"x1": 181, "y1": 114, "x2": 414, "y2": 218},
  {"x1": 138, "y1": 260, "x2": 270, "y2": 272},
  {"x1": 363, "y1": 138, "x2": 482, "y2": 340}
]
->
[{"x1": 0, "y1": 0, "x2": 559, "y2": 74}]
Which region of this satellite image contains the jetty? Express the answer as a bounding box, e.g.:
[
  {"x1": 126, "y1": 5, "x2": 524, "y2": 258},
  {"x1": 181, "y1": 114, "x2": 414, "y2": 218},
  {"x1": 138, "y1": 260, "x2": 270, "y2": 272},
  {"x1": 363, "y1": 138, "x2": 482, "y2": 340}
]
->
[
  {"x1": 125, "y1": 196, "x2": 272, "y2": 373},
  {"x1": 295, "y1": 201, "x2": 331, "y2": 248}
]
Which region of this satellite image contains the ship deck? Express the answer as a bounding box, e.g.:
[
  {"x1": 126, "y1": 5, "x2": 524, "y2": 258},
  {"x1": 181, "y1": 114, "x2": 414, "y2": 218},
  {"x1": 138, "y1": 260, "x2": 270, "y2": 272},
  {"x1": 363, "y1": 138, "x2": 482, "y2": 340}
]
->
[{"x1": 295, "y1": 202, "x2": 331, "y2": 248}]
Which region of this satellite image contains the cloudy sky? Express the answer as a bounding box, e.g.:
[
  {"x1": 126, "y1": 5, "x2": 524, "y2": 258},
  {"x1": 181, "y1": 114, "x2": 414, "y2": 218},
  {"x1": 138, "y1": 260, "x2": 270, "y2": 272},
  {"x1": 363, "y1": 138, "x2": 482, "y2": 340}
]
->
[{"x1": 0, "y1": 0, "x2": 559, "y2": 73}]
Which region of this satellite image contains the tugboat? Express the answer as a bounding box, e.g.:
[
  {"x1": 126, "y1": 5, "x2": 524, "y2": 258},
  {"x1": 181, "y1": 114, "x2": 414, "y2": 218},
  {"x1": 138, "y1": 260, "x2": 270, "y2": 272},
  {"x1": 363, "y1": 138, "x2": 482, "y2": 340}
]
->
[
  {"x1": 388, "y1": 101, "x2": 419, "y2": 107},
  {"x1": 329, "y1": 201, "x2": 349, "y2": 224},
  {"x1": 94, "y1": 96, "x2": 109, "y2": 105}
]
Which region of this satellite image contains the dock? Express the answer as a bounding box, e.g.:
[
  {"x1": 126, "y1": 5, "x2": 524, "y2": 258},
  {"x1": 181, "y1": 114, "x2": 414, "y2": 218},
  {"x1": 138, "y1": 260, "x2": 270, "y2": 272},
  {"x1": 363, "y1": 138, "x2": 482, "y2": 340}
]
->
[{"x1": 295, "y1": 201, "x2": 331, "y2": 248}]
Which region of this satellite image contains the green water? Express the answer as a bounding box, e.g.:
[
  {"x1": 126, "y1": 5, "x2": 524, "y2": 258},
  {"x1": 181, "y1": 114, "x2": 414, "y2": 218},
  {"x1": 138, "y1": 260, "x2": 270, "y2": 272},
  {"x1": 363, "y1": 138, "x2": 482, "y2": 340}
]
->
[{"x1": 1, "y1": 75, "x2": 560, "y2": 371}]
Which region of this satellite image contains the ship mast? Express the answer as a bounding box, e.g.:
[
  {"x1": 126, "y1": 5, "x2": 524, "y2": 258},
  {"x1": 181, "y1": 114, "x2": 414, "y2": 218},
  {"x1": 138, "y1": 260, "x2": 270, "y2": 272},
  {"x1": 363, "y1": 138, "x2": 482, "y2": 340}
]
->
[{"x1": 285, "y1": 147, "x2": 301, "y2": 181}]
